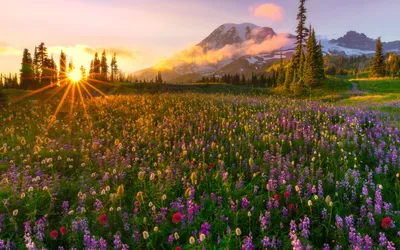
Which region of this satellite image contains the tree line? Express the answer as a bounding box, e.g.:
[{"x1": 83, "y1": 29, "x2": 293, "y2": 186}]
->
[{"x1": 2, "y1": 42, "x2": 121, "y2": 90}]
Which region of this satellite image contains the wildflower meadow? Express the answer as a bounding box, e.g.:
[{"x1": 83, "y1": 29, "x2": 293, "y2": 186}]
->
[{"x1": 0, "y1": 93, "x2": 399, "y2": 249}]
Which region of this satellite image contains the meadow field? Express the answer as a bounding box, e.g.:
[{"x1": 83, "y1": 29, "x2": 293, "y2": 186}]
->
[{"x1": 0, "y1": 85, "x2": 399, "y2": 249}]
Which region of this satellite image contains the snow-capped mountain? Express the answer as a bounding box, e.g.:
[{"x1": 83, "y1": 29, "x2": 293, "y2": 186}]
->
[
  {"x1": 132, "y1": 25, "x2": 400, "y2": 82},
  {"x1": 133, "y1": 23, "x2": 293, "y2": 81},
  {"x1": 321, "y1": 31, "x2": 400, "y2": 56},
  {"x1": 197, "y1": 23, "x2": 276, "y2": 51}
]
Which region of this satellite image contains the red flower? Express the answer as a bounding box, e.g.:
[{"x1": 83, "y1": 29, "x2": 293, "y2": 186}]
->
[
  {"x1": 381, "y1": 217, "x2": 391, "y2": 229},
  {"x1": 274, "y1": 194, "x2": 280, "y2": 201},
  {"x1": 209, "y1": 163, "x2": 214, "y2": 169},
  {"x1": 49, "y1": 230, "x2": 58, "y2": 240},
  {"x1": 284, "y1": 191, "x2": 290, "y2": 199},
  {"x1": 60, "y1": 226, "x2": 67, "y2": 235},
  {"x1": 172, "y1": 212, "x2": 182, "y2": 224},
  {"x1": 288, "y1": 204, "x2": 296, "y2": 213},
  {"x1": 176, "y1": 246, "x2": 181, "y2": 250},
  {"x1": 99, "y1": 214, "x2": 108, "y2": 225}
]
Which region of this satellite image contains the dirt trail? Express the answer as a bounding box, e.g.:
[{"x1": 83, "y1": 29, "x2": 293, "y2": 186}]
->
[{"x1": 350, "y1": 82, "x2": 363, "y2": 95}]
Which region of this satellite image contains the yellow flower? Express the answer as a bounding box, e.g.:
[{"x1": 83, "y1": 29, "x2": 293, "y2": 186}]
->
[
  {"x1": 199, "y1": 233, "x2": 206, "y2": 242},
  {"x1": 174, "y1": 232, "x2": 179, "y2": 240},
  {"x1": 190, "y1": 172, "x2": 197, "y2": 185},
  {"x1": 325, "y1": 195, "x2": 332, "y2": 205},
  {"x1": 114, "y1": 139, "x2": 120, "y2": 146},
  {"x1": 143, "y1": 231, "x2": 149, "y2": 240},
  {"x1": 235, "y1": 228, "x2": 241, "y2": 236},
  {"x1": 153, "y1": 226, "x2": 159, "y2": 232},
  {"x1": 308, "y1": 200, "x2": 313, "y2": 207},
  {"x1": 189, "y1": 236, "x2": 196, "y2": 245},
  {"x1": 185, "y1": 188, "x2": 192, "y2": 198},
  {"x1": 116, "y1": 184, "x2": 125, "y2": 197},
  {"x1": 0, "y1": 146, "x2": 7, "y2": 155},
  {"x1": 20, "y1": 138, "x2": 26, "y2": 146},
  {"x1": 138, "y1": 171, "x2": 146, "y2": 181},
  {"x1": 136, "y1": 191, "x2": 144, "y2": 202}
]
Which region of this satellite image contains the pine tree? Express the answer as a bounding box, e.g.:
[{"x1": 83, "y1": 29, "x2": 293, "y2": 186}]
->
[
  {"x1": 315, "y1": 40, "x2": 325, "y2": 83},
  {"x1": 50, "y1": 55, "x2": 58, "y2": 84},
  {"x1": 285, "y1": 62, "x2": 294, "y2": 91},
  {"x1": 36, "y1": 42, "x2": 49, "y2": 87},
  {"x1": 277, "y1": 50, "x2": 286, "y2": 86},
  {"x1": 32, "y1": 46, "x2": 39, "y2": 89},
  {"x1": 156, "y1": 71, "x2": 163, "y2": 83},
  {"x1": 80, "y1": 66, "x2": 86, "y2": 80},
  {"x1": 59, "y1": 50, "x2": 67, "y2": 84},
  {"x1": 292, "y1": 0, "x2": 308, "y2": 83},
  {"x1": 20, "y1": 48, "x2": 34, "y2": 90},
  {"x1": 110, "y1": 53, "x2": 118, "y2": 82},
  {"x1": 100, "y1": 50, "x2": 108, "y2": 81},
  {"x1": 371, "y1": 37, "x2": 385, "y2": 77},
  {"x1": 93, "y1": 53, "x2": 101, "y2": 80},
  {"x1": 304, "y1": 27, "x2": 317, "y2": 87}
]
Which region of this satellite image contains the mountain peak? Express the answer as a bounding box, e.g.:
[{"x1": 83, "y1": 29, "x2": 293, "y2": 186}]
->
[{"x1": 198, "y1": 23, "x2": 276, "y2": 51}]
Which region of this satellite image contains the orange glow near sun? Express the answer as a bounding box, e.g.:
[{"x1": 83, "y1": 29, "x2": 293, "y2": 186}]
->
[{"x1": 68, "y1": 68, "x2": 81, "y2": 82}]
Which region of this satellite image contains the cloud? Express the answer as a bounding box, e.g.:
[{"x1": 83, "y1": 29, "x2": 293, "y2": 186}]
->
[
  {"x1": 249, "y1": 3, "x2": 284, "y2": 21},
  {"x1": 82, "y1": 47, "x2": 139, "y2": 59},
  {"x1": 0, "y1": 46, "x2": 21, "y2": 56},
  {"x1": 155, "y1": 33, "x2": 293, "y2": 70}
]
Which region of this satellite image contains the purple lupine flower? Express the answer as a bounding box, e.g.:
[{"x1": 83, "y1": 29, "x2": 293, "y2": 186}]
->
[
  {"x1": 167, "y1": 234, "x2": 174, "y2": 244},
  {"x1": 100, "y1": 237, "x2": 108, "y2": 250},
  {"x1": 259, "y1": 211, "x2": 270, "y2": 232},
  {"x1": 94, "y1": 199, "x2": 104, "y2": 212},
  {"x1": 387, "y1": 241, "x2": 396, "y2": 250},
  {"x1": 362, "y1": 185, "x2": 368, "y2": 196},
  {"x1": 322, "y1": 208, "x2": 328, "y2": 221},
  {"x1": 345, "y1": 215, "x2": 354, "y2": 229},
  {"x1": 335, "y1": 215, "x2": 343, "y2": 229},
  {"x1": 364, "y1": 235, "x2": 373, "y2": 250},
  {"x1": 378, "y1": 232, "x2": 387, "y2": 247},
  {"x1": 24, "y1": 221, "x2": 32, "y2": 234},
  {"x1": 300, "y1": 216, "x2": 311, "y2": 239},
  {"x1": 323, "y1": 244, "x2": 330, "y2": 250},
  {"x1": 375, "y1": 188, "x2": 383, "y2": 215},
  {"x1": 242, "y1": 236, "x2": 254, "y2": 250},
  {"x1": 34, "y1": 215, "x2": 48, "y2": 242},
  {"x1": 62, "y1": 201, "x2": 69, "y2": 216},
  {"x1": 113, "y1": 234, "x2": 122, "y2": 249},
  {"x1": 241, "y1": 197, "x2": 250, "y2": 210},
  {"x1": 200, "y1": 221, "x2": 211, "y2": 236},
  {"x1": 282, "y1": 207, "x2": 289, "y2": 219}
]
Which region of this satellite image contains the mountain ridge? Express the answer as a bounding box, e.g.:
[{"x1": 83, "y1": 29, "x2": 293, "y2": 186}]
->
[{"x1": 132, "y1": 23, "x2": 400, "y2": 82}]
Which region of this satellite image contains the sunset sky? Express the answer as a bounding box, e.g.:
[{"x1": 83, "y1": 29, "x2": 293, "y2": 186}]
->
[{"x1": 1, "y1": 0, "x2": 399, "y2": 74}]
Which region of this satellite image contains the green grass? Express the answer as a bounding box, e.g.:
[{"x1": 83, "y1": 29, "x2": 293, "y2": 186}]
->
[{"x1": 354, "y1": 79, "x2": 400, "y2": 93}]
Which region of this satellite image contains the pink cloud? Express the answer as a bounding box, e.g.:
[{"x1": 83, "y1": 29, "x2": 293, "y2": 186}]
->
[{"x1": 250, "y1": 3, "x2": 284, "y2": 21}]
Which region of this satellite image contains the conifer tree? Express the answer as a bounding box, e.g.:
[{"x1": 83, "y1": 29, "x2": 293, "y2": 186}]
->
[
  {"x1": 315, "y1": 40, "x2": 325, "y2": 83},
  {"x1": 36, "y1": 42, "x2": 49, "y2": 87},
  {"x1": 371, "y1": 37, "x2": 385, "y2": 77},
  {"x1": 285, "y1": 62, "x2": 294, "y2": 91},
  {"x1": 292, "y1": 0, "x2": 308, "y2": 83},
  {"x1": 304, "y1": 27, "x2": 317, "y2": 86},
  {"x1": 20, "y1": 48, "x2": 34, "y2": 90},
  {"x1": 277, "y1": 50, "x2": 286, "y2": 86},
  {"x1": 110, "y1": 53, "x2": 118, "y2": 82},
  {"x1": 59, "y1": 50, "x2": 67, "y2": 84},
  {"x1": 100, "y1": 50, "x2": 108, "y2": 81},
  {"x1": 80, "y1": 66, "x2": 86, "y2": 80},
  {"x1": 93, "y1": 53, "x2": 101, "y2": 79}
]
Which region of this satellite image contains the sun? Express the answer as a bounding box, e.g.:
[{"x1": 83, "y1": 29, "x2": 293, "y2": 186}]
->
[{"x1": 68, "y1": 68, "x2": 82, "y2": 82}]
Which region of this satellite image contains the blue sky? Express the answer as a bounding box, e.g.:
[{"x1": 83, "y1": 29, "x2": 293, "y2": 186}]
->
[{"x1": 0, "y1": 0, "x2": 399, "y2": 74}]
